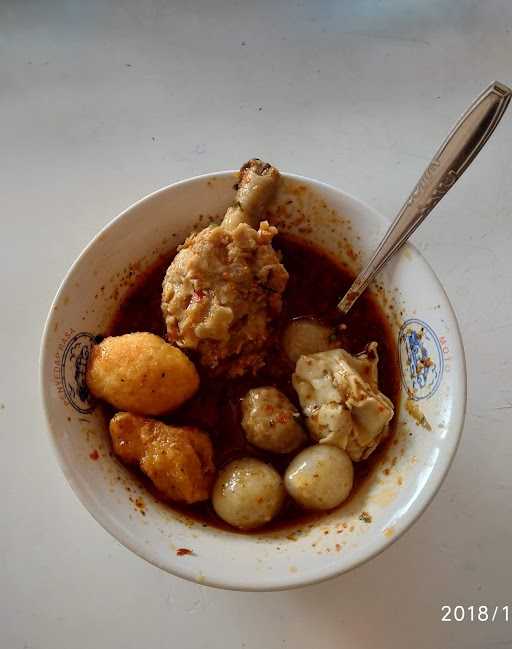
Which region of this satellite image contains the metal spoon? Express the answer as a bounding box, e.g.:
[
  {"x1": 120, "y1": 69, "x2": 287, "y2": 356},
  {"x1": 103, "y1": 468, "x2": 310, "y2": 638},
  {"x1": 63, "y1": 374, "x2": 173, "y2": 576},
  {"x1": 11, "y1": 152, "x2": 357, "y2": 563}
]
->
[{"x1": 337, "y1": 81, "x2": 512, "y2": 314}]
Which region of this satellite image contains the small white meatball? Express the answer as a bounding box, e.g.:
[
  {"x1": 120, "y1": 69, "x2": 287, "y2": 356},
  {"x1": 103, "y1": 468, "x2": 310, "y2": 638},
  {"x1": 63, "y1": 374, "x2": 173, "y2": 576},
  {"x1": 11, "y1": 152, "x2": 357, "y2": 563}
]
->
[
  {"x1": 212, "y1": 458, "x2": 285, "y2": 530},
  {"x1": 282, "y1": 318, "x2": 336, "y2": 364},
  {"x1": 241, "y1": 387, "x2": 306, "y2": 454},
  {"x1": 285, "y1": 445, "x2": 354, "y2": 511}
]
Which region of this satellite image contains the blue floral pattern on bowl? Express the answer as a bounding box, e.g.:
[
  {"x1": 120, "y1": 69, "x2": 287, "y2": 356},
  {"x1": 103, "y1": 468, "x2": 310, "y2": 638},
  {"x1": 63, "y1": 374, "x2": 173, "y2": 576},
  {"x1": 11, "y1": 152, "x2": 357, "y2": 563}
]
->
[{"x1": 399, "y1": 318, "x2": 444, "y2": 401}]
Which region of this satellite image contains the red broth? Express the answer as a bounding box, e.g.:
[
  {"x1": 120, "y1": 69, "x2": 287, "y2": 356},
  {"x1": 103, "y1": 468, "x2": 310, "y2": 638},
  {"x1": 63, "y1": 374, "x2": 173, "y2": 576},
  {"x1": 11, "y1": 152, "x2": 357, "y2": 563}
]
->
[{"x1": 107, "y1": 234, "x2": 400, "y2": 532}]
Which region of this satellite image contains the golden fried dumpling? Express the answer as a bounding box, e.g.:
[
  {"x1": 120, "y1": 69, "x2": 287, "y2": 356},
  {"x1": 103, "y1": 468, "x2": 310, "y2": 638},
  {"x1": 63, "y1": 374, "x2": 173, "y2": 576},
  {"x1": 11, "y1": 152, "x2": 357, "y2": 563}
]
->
[
  {"x1": 110, "y1": 412, "x2": 215, "y2": 504},
  {"x1": 87, "y1": 332, "x2": 199, "y2": 415}
]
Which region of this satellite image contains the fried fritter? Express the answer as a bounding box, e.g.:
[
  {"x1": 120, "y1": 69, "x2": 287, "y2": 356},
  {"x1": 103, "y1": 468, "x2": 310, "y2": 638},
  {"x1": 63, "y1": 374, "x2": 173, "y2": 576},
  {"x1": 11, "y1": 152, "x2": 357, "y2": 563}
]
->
[
  {"x1": 110, "y1": 412, "x2": 215, "y2": 504},
  {"x1": 87, "y1": 332, "x2": 199, "y2": 415}
]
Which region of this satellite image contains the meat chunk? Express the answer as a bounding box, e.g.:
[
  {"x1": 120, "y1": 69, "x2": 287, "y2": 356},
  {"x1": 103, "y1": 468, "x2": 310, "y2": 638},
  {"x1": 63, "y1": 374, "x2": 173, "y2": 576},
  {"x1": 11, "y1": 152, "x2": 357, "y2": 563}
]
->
[
  {"x1": 161, "y1": 159, "x2": 288, "y2": 377},
  {"x1": 110, "y1": 412, "x2": 215, "y2": 504},
  {"x1": 86, "y1": 332, "x2": 199, "y2": 416},
  {"x1": 292, "y1": 343, "x2": 394, "y2": 461}
]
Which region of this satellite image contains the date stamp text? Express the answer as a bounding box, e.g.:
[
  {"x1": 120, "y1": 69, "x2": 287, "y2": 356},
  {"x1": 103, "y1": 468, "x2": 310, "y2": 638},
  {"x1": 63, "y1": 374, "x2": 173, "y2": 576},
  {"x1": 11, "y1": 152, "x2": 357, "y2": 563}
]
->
[{"x1": 441, "y1": 605, "x2": 510, "y2": 623}]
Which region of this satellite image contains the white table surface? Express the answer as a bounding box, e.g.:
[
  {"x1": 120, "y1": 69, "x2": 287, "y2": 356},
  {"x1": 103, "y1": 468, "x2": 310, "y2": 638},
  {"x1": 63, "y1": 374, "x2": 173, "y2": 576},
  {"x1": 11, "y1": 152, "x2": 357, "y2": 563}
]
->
[{"x1": 2, "y1": 1, "x2": 512, "y2": 647}]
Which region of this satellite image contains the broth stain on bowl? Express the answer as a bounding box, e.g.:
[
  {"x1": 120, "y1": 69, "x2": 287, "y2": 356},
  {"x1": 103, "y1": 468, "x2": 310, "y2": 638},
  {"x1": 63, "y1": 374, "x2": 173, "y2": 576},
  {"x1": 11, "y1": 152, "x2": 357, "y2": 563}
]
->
[{"x1": 383, "y1": 527, "x2": 395, "y2": 539}]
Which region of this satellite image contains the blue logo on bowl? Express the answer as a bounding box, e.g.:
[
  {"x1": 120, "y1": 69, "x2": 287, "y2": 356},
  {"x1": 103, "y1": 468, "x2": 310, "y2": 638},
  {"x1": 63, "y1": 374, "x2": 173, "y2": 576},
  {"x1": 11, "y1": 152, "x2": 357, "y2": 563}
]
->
[
  {"x1": 398, "y1": 319, "x2": 443, "y2": 401},
  {"x1": 60, "y1": 332, "x2": 96, "y2": 414}
]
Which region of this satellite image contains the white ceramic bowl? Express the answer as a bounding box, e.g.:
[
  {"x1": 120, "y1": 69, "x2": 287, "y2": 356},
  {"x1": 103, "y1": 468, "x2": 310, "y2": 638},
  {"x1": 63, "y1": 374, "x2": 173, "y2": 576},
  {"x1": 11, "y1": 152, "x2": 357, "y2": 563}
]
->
[{"x1": 40, "y1": 171, "x2": 466, "y2": 591}]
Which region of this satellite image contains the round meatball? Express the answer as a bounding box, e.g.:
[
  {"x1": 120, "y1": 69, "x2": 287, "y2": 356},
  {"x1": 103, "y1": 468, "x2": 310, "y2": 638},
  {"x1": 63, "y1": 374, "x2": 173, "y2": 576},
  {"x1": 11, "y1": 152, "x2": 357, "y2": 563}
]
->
[
  {"x1": 285, "y1": 445, "x2": 354, "y2": 511},
  {"x1": 87, "y1": 332, "x2": 199, "y2": 415},
  {"x1": 282, "y1": 318, "x2": 336, "y2": 364},
  {"x1": 241, "y1": 387, "x2": 306, "y2": 454},
  {"x1": 212, "y1": 458, "x2": 285, "y2": 530}
]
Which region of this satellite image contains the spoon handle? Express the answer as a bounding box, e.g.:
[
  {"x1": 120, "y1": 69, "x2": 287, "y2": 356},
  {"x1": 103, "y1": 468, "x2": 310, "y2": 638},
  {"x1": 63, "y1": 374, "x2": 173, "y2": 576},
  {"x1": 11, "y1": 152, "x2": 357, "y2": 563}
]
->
[{"x1": 337, "y1": 81, "x2": 512, "y2": 314}]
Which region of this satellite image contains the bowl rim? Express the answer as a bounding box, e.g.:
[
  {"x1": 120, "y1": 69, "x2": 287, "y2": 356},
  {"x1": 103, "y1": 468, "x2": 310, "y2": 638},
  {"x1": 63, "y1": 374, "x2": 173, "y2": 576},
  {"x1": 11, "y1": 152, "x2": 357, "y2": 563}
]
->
[{"x1": 40, "y1": 170, "x2": 467, "y2": 591}]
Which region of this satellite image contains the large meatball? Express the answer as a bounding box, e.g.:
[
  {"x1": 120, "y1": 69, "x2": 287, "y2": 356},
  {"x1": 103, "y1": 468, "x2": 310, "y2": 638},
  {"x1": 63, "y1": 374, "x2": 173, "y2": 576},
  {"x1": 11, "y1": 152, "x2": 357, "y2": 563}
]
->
[
  {"x1": 212, "y1": 458, "x2": 285, "y2": 530},
  {"x1": 110, "y1": 412, "x2": 215, "y2": 504},
  {"x1": 284, "y1": 445, "x2": 354, "y2": 511},
  {"x1": 161, "y1": 221, "x2": 288, "y2": 377},
  {"x1": 161, "y1": 160, "x2": 288, "y2": 378},
  {"x1": 87, "y1": 332, "x2": 199, "y2": 415},
  {"x1": 241, "y1": 387, "x2": 306, "y2": 454}
]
